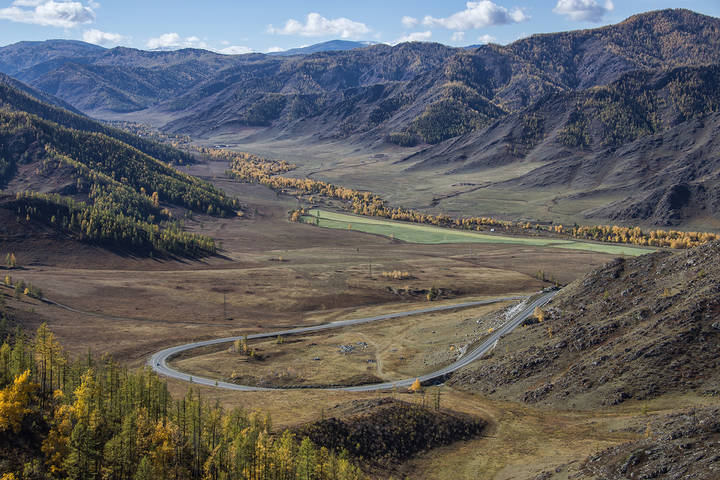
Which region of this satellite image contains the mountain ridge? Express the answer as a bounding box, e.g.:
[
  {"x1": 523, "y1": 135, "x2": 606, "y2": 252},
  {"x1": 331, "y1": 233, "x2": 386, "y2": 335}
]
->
[{"x1": 268, "y1": 40, "x2": 378, "y2": 56}]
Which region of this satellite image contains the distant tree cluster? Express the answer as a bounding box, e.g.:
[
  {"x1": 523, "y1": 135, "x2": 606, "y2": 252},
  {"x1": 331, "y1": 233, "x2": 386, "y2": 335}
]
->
[
  {"x1": 3, "y1": 275, "x2": 42, "y2": 300},
  {"x1": 4, "y1": 253, "x2": 16, "y2": 269},
  {"x1": 561, "y1": 224, "x2": 719, "y2": 249},
  {"x1": 381, "y1": 271, "x2": 412, "y2": 280},
  {"x1": 10, "y1": 191, "x2": 216, "y2": 256},
  {"x1": 0, "y1": 326, "x2": 366, "y2": 479},
  {"x1": 226, "y1": 150, "x2": 719, "y2": 250},
  {"x1": 108, "y1": 120, "x2": 193, "y2": 155}
]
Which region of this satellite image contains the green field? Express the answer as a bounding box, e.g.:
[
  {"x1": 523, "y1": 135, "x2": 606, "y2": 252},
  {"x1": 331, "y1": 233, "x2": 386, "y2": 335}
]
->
[{"x1": 300, "y1": 209, "x2": 654, "y2": 256}]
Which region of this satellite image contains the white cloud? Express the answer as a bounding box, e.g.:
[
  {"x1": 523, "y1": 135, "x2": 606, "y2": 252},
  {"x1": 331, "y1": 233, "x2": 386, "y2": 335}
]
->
[
  {"x1": 146, "y1": 33, "x2": 254, "y2": 54},
  {"x1": 146, "y1": 33, "x2": 210, "y2": 50},
  {"x1": 266, "y1": 46, "x2": 285, "y2": 53},
  {"x1": 268, "y1": 12, "x2": 370, "y2": 38},
  {"x1": 452, "y1": 31, "x2": 465, "y2": 42},
  {"x1": 218, "y1": 45, "x2": 253, "y2": 55},
  {"x1": 394, "y1": 31, "x2": 432, "y2": 44},
  {"x1": 401, "y1": 15, "x2": 418, "y2": 28},
  {"x1": 12, "y1": 0, "x2": 46, "y2": 5},
  {"x1": 553, "y1": 0, "x2": 613, "y2": 22},
  {"x1": 423, "y1": 1, "x2": 528, "y2": 30},
  {"x1": 0, "y1": 0, "x2": 95, "y2": 28},
  {"x1": 478, "y1": 33, "x2": 496, "y2": 44},
  {"x1": 82, "y1": 28, "x2": 127, "y2": 46}
]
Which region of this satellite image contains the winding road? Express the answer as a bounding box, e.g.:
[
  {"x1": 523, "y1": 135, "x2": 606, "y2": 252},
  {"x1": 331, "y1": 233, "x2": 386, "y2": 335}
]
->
[{"x1": 149, "y1": 291, "x2": 557, "y2": 391}]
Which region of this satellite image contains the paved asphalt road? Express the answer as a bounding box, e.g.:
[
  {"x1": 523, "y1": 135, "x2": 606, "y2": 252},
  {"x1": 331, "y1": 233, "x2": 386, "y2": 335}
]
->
[{"x1": 149, "y1": 291, "x2": 556, "y2": 391}]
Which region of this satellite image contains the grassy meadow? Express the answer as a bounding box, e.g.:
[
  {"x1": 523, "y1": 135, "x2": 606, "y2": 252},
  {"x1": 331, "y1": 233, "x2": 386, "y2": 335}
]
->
[{"x1": 301, "y1": 209, "x2": 654, "y2": 256}]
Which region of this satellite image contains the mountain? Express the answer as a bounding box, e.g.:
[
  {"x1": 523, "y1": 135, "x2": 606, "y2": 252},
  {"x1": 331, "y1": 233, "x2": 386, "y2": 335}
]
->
[
  {"x1": 449, "y1": 241, "x2": 720, "y2": 408},
  {"x1": 403, "y1": 64, "x2": 720, "y2": 226},
  {"x1": 159, "y1": 9, "x2": 720, "y2": 139},
  {"x1": 268, "y1": 40, "x2": 377, "y2": 56},
  {"x1": 0, "y1": 75, "x2": 237, "y2": 256},
  {"x1": 3, "y1": 10, "x2": 719, "y2": 138},
  {"x1": 0, "y1": 72, "x2": 82, "y2": 114},
  {"x1": 0, "y1": 39, "x2": 105, "y2": 74},
  {"x1": 0, "y1": 40, "x2": 248, "y2": 113},
  {"x1": 3, "y1": 9, "x2": 720, "y2": 227},
  {"x1": 160, "y1": 41, "x2": 456, "y2": 136}
]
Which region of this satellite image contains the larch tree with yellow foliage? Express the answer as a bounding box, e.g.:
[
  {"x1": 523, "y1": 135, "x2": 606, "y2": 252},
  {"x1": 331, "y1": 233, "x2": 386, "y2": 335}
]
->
[
  {"x1": 409, "y1": 378, "x2": 422, "y2": 393},
  {"x1": 0, "y1": 370, "x2": 37, "y2": 433}
]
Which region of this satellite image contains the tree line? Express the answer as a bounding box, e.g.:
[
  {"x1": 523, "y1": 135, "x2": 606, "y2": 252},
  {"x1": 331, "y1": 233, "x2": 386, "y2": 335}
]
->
[
  {"x1": 0, "y1": 325, "x2": 365, "y2": 480},
  {"x1": 9, "y1": 191, "x2": 216, "y2": 256},
  {"x1": 223, "y1": 149, "x2": 719, "y2": 250}
]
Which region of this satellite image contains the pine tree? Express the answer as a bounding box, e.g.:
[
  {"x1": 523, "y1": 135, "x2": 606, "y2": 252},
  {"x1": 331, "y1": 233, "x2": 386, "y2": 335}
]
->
[
  {"x1": 133, "y1": 456, "x2": 151, "y2": 480},
  {"x1": 297, "y1": 437, "x2": 316, "y2": 480}
]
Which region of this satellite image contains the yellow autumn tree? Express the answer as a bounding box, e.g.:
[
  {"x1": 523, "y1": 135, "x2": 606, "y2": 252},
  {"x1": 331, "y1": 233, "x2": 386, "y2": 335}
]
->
[
  {"x1": 0, "y1": 370, "x2": 38, "y2": 433},
  {"x1": 408, "y1": 378, "x2": 422, "y2": 393},
  {"x1": 534, "y1": 306, "x2": 545, "y2": 323},
  {"x1": 41, "y1": 390, "x2": 73, "y2": 476}
]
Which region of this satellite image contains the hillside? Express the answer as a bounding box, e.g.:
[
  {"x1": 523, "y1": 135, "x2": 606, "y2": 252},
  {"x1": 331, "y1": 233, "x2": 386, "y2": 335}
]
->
[
  {"x1": 404, "y1": 64, "x2": 720, "y2": 227},
  {"x1": 0, "y1": 75, "x2": 196, "y2": 165},
  {"x1": 0, "y1": 72, "x2": 81, "y2": 114},
  {"x1": 0, "y1": 40, "x2": 245, "y2": 113},
  {"x1": 449, "y1": 241, "x2": 720, "y2": 409},
  {"x1": 576, "y1": 407, "x2": 720, "y2": 480},
  {"x1": 0, "y1": 76, "x2": 238, "y2": 256}
]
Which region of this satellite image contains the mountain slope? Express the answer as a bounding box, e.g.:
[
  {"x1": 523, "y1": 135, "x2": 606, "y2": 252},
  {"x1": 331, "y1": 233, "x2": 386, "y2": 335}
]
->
[
  {"x1": 0, "y1": 74, "x2": 196, "y2": 165},
  {"x1": 0, "y1": 72, "x2": 82, "y2": 114},
  {"x1": 0, "y1": 40, "x2": 246, "y2": 113},
  {"x1": 0, "y1": 77, "x2": 238, "y2": 256},
  {"x1": 402, "y1": 63, "x2": 720, "y2": 226},
  {"x1": 158, "y1": 9, "x2": 720, "y2": 141},
  {"x1": 0, "y1": 39, "x2": 105, "y2": 74},
  {"x1": 449, "y1": 241, "x2": 720, "y2": 408}
]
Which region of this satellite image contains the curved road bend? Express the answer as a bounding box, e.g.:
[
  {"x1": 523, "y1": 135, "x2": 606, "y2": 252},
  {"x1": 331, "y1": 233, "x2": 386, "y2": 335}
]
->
[{"x1": 149, "y1": 291, "x2": 556, "y2": 392}]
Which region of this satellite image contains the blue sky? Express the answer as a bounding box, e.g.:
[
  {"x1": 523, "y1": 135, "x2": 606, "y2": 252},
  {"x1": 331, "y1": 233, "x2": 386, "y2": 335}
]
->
[{"x1": 1, "y1": 1, "x2": 719, "y2": 53}]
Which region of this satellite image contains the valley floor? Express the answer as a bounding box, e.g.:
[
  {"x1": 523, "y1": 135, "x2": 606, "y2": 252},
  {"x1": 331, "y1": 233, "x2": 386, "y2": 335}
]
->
[{"x1": 3, "y1": 166, "x2": 717, "y2": 479}]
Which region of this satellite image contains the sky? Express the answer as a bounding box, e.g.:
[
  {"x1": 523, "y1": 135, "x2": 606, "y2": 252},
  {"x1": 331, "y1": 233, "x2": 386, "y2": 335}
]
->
[{"x1": 0, "y1": 0, "x2": 719, "y2": 53}]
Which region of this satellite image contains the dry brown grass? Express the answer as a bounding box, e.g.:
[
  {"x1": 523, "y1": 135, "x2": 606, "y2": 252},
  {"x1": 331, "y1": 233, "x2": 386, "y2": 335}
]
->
[
  {"x1": 2, "y1": 173, "x2": 648, "y2": 479},
  {"x1": 171, "y1": 301, "x2": 513, "y2": 386}
]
